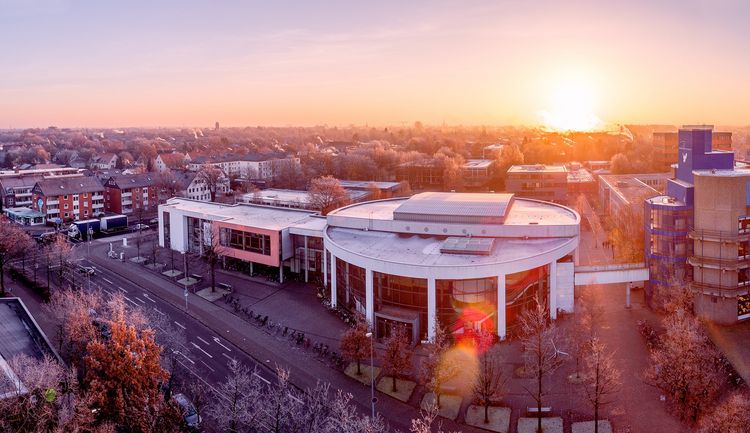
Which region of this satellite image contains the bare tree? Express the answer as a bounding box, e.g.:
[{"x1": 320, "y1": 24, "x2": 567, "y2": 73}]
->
[
  {"x1": 203, "y1": 226, "x2": 228, "y2": 292},
  {"x1": 646, "y1": 310, "x2": 723, "y2": 423},
  {"x1": 0, "y1": 216, "x2": 33, "y2": 295},
  {"x1": 472, "y1": 331, "x2": 507, "y2": 424},
  {"x1": 196, "y1": 166, "x2": 226, "y2": 202},
  {"x1": 421, "y1": 324, "x2": 458, "y2": 408},
  {"x1": 308, "y1": 175, "x2": 350, "y2": 215},
  {"x1": 156, "y1": 171, "x2": 180, "y2": 203},
  {"x1": 340, "y1": 318, "x2": 370, "y2": 376},
  {"x1": 582, "y1": 338, "x2": 621, "y2": 433},
  {"x1": 46, "y1": 234, "x2": 73, "y2": 290},
  {"x1": 520, "y1": 301, "x2": 563, "y2": 433},
  {"x1": 697, "y1": 393, "x2": 750, "y2": 433},
  {"x1": 380, "y1": 325, "x2": 412, "y2": 392},
  {"x1": 207, "y1": 358, "x2": 263, "y2": 433}
]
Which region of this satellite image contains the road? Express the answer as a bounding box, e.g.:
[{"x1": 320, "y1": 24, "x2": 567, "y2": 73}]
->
[{"x1": 75, "y1": 252, "x2": 274, "y2": 391}]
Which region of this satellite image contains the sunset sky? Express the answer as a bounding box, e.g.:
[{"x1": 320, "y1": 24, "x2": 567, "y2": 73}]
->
[{"x1": 1, "y1": 0, "x2": 748, "y2": 128}]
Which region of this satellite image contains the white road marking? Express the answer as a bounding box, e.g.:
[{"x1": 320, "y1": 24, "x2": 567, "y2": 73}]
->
[
  {"x1": 196, "y1": 336, "x2": 210, "y2": 346},
  {"x1": 191, "y1": 342, "x2": 213, "y2": 359},
  {"x1": 135, "y1": 297, "x2": 146, "y2": 304},
  {"x1": 102, "y1": 288, "x2": 113, "y2": 296},
  {"x1": 123, "y1": 296, "x2": 138, "y2": 307},
  {"x1": 200, "y1": 360, "x2": 216, "y2": 372},
  {"x1": 174, "y1": 321, "x2": 186, "y2": 330},
  {"x1": 221, "y1": 353, "x2": 234, "y2": 361},
  {"x1": 102, "y1": 277, "x2": 113, "y2": 284},
  {"x1": 142, "y1": 293, "x2": 156, "y2": 303},
  {"x1": 212, "y1": 337, "x2": 231, "y2": 351},
  {"x1": 117, "y1": 286, "x2": 128, "y2": 293},
  {"x1": 253, "y1": 372, "x2": 270, "y2": 385},
  {"x1": 153, "y1": 307, "x2": 165, "y2": 316},
  {"x1": 172, "y1": 349, "x2": 194, "y2": 364}
]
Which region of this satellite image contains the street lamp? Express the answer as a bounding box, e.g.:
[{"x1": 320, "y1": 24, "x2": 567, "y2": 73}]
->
[
  {"x1": 365, "y1": 331, "x2": 376, "y2": 419},
  {"x1": 182, "y1": 251, "x2": 188, "y2": 312}
]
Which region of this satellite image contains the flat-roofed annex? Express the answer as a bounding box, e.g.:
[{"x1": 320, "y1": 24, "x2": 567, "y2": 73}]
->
[{"x1": 393, "y1": 192, "x2": 515, "y2": 224}]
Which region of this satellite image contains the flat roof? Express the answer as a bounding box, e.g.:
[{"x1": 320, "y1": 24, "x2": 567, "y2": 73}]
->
[
  {"x1": 693, "y1": 168, "x2": 750, "y2": 178},
  {"x1": 240, "y1": 188, "x2": 368, "y2": 205},
  {"x1": 599, "y1": 173, "x2": 670, "y2": 205},
  {"x1": 162, "y1": 198, "x2": 317, "y2": 231},
  {"x1": 332, "y1": 195, "x2": 578, "y2": 227},
  {"x1": 393, "y1": 192, "x2": 514, "y2": 221},
  {"x1": 463, "y1": 159, "x2": 493, "y2": 169},
  {"x1": 507, "y1": 164, "x2": 566, "y2": 173},
  {"x1": 338, "y1": 180, "x2": 401, "y2": 190},
  {"x1": 327, "y1": 227, "x2": 574, "y2": 267},
  {"x1": 4, "y1": 207, "x2": 45, "y2": 217}
]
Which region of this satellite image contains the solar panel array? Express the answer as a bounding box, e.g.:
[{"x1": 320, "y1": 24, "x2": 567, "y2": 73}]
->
[{"x1": 440, "y1": 237, "x2": 495, "y2": 255}]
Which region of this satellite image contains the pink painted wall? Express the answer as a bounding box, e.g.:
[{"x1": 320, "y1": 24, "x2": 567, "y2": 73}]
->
[{"x1": 213, "y1": 221, "x2": 280, "y2": 267}]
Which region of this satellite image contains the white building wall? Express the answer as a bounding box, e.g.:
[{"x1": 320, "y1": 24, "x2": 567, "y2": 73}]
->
[{"x1": 556, "y1": 261, "x2": 575, "y2": 313}]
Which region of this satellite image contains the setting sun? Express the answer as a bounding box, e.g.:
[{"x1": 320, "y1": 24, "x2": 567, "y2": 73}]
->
[{"x1": 541, "y1": 78, "x2": 602, "y2": 132}]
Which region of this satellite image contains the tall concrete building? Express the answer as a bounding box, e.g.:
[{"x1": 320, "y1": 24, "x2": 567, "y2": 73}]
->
[{"x1": 645, "y1": 125, "x2": 750, "y2": 323}]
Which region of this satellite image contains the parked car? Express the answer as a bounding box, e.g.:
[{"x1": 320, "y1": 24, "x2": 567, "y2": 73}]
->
[
  {"x1": 78, "y1": 265, "x2": 96, "y2": 275},
  {"x1": 132, "y1": 223, "x2": 150, "y2": 231},
  {"x1": 172, "y1": 393, "x2": 201, "y2": 430},
  {"x1": 149, "y1": 218, "x2": 159, "y2": 225}
]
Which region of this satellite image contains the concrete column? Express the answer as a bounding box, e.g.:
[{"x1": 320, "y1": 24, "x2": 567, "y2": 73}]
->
[
  {"x1": 549, "y1": 261, "x2": 557, "y2": 320},
  {"x1": 279, "y1": 263, "x2": 284, "y2": 283},
  {"x1": 249, "y1": 261, "x2": 253, "y2": 275},
  {"x1": 365, "y1": 268, "x2": 374, "y2": 325},
  {"x1": 330, "y1": 254, "x2": 337, "y2": 307},
  {"x1": 427, "y1": 278, "x2": 436, "y2": 342},
  {"x1": 626, "y1": 282, "x2": 632, "y2": 309},
  {"x1": 304, "y1": 236, "x2": 309, "y2": 283},
  {"x1": 497, "y1": 274, "x2": 506, "y2": 340},
  {"x1": 323, "y1": 248, "x2": 328, "y2": 286}
]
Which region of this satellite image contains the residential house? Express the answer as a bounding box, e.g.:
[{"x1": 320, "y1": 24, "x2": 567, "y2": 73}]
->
[
  {"x1": 103, "y1": 173, "x2": 158, "y2": 216},
  {"x1": 90, "y1": 153, "x2": 118, "y2": 170},
  {"x1": 168, "y1": 170, "x2": 230, "y2": 202},
  {"x1": 187, "y1": 153, "x2": 300, "y2": 180},
  {"x1": 31, "y1": 176, "x2": 105, "y2": 222},
  {"x1": 155, "y1": 152, "x2": 191, "y2": 173}
]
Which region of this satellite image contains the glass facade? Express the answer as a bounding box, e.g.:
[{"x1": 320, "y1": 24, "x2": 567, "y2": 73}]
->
[
  {"x1": 332, "y1": 257, "x2": 547, "y2": 341},
  {"x1": 644, "y1": 200, "x2": 693, "y2": 307}
]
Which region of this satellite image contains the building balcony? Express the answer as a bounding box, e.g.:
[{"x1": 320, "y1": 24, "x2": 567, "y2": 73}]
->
[
  {"x1": 688, "y1": 254, "x2": 748, "y2": 271},
  {"x1": 47, "y1": 199, "x2": 59, "y2": 205},
  {"x1": 92, "y1": 203, "x2": 104, "y2": 209},
  {"x1": 92, "y1": 194, "x2": 104, "y2": 200},
  {"x1": 122, "y1": 198, "x2": 133, "y2": 205},
  {"x1": 689, "y1": 229, "x2": 749, "y2": 243},
  {"x1": 122, "y1": 191, "x2": 132, "y2": 197},
  {"x1": 691, "y1": 281, "x2": 749, "y2": 297}
]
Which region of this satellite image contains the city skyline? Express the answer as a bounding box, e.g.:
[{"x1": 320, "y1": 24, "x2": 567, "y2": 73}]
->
[{"x1": 2, "y1": 0, "x2": 750, "y2": 128}]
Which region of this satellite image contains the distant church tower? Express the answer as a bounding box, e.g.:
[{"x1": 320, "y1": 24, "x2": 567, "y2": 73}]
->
[{"x1": 215, "y1": 121, "x2": 220, "y2": 131}]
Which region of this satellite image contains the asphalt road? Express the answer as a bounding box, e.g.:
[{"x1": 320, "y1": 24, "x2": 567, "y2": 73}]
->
[{"x1": 75, "y1": 253, "x2": 273, "y2": 392}]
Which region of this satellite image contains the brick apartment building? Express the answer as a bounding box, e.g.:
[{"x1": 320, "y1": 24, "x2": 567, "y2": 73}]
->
[
  {"x1": 103, "y1": 173, "x2": 158, "y2": 216},
  {"x1": 32, "y1": 176, "x2": 105, "y2": 222}
]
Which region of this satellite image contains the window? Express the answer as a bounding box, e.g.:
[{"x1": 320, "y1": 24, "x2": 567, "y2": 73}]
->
[
  {"x1": 64, "y1": 203, "x2": 69, "y2": 209},
  {"x1": 83, "y1": 193, "x2": 88, "y2": 198},
  {"x1": 64, "y1": 195, "x2": 68, "y2": 200},
  {"x1": 220, "y1": 227, "x2": 271, "y2": 255}
]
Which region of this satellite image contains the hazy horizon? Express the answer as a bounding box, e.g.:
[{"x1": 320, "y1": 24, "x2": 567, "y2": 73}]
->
[{"x1": 2, "y1": 0, "x2": 749, "y2": 128}]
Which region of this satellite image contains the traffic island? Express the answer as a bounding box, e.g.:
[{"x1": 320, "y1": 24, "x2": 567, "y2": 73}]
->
[
  {"x1": 420, "y1": 393, "x2": 462, "y2": 421},
  {"x1": 344, "y1": 362, "x2": 380, "y2": 386},
  {"x1": 129, "y1": 256, "x2": 148, "y2": 264},
  {"x1": 145, "y1": 262, "x2": 165, "y2": 271},
  {"x1": 196, "y1": 287, "x2": 229, "y2": 302},
  {"x1": 517, "y1": 417, "x2": 563, "y2": 433},
  {"x1": 162, "y1": 269, "x2": 182, "y2": 278},
  {"x1": 464, "y1": 405, "x2": 511, "y2": 433},
  {"x1": 571, "y1": 421, "x2": 613, "y2": 433},
  {"x1": 176, "y1": 277, "x2": 198, "y2": 286},
  {"x1": 376, "y1": 377, "x2": 416, "y2": 402}
]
